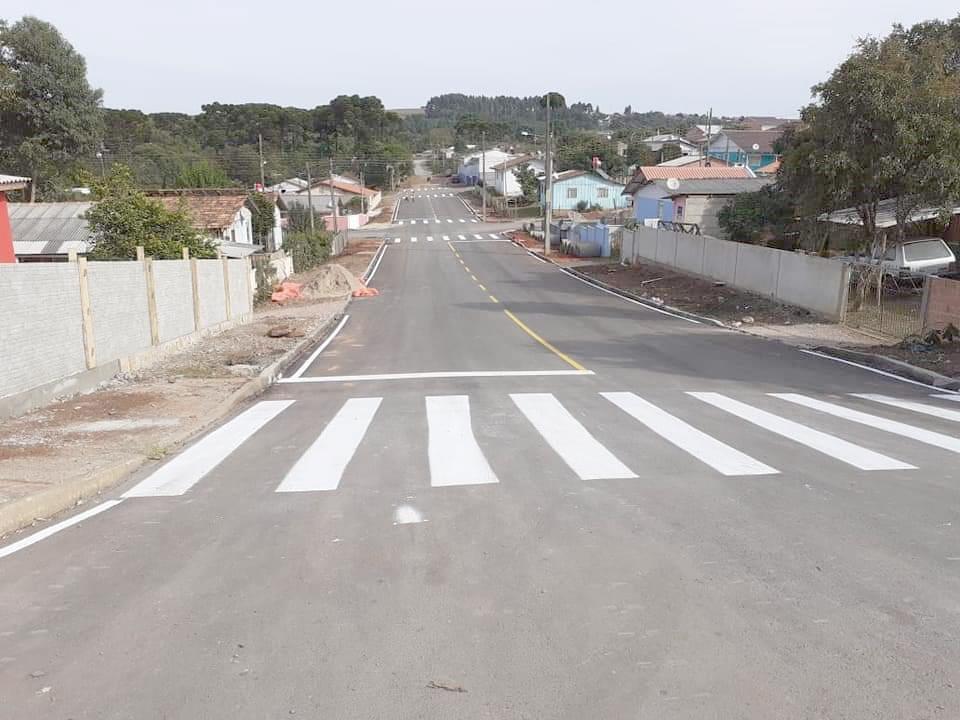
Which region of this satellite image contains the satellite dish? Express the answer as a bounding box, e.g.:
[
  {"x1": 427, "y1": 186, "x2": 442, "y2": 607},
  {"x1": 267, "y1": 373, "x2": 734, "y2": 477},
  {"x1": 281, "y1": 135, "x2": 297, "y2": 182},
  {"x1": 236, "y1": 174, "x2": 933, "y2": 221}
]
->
[
  {"x1": 752, "y1": 143, "x2": 761, "y2": 151},
  {"x1": 666, "y1": 177, "x2": 680, "y2": 191}
]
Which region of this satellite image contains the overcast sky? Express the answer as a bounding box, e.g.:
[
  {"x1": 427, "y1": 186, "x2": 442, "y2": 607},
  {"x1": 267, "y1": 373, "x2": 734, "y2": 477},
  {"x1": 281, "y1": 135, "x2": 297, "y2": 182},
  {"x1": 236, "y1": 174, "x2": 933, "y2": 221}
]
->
[{"x1": 5, "y1": 0, "x2": 959, "y2": 117}]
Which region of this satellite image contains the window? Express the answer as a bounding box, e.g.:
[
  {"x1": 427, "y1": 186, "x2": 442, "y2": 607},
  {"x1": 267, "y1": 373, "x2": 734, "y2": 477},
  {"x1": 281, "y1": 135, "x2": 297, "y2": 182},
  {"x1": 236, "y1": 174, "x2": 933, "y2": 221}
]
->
[
  {"x1": 566, "y1": 187, "x2": 578, "y2": 199},
  {"x1": 597, "y1": 187, "x2": 609, "y2": 198},
  {"x1": 675, "y1": 204, "x2": 684, "y2": 219}
]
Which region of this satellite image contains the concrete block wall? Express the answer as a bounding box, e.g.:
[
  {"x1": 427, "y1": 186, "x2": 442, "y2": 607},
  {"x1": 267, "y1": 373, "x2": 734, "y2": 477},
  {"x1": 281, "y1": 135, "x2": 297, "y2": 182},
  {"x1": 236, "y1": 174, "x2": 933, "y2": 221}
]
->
[
  {"x1": 153, "y1": 260, "x2": 196, "y2": 343},
  {"x1": 0, "y1": 255, "x2": 254, "y2": 406},
  {"x1": 86, "y1": 262, "x2": 152, "y2": 363},
  {"x1": 228, "y1": 259, "x2": 251, "y2": 316},
  {"x1": 0, "y1": 264, "x2": 87, "y2": 398},
  {"x1": 196, "y1": 260, "x2": 227, "y2": 328},
  {"x1": 621, "y1": 227, "x2": 849, "y2": 318}
]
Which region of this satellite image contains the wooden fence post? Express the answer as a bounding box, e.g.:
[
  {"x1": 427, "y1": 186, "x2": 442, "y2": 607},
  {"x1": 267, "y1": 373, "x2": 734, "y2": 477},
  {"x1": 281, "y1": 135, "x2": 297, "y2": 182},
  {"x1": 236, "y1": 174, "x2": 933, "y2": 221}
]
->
[
  {"x1": 143, "y1": 256, "x2": 160, "y2": 345},
  {"x1": 222, "y1": 256, "x2": 232, "y2": 320},
  {"x1": 190, "y1": 257, "x2": 201, "y2": 331},
  {"x1": 76, "y1": 257, "x2": 96, "y2": 369}
]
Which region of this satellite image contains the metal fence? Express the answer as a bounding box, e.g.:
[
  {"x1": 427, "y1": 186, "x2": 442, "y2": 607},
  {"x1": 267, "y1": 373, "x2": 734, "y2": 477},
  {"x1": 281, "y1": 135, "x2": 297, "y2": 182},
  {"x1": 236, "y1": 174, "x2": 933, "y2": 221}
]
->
[{"x1": 842, "y1": 263, "x2": 926, "y2": 338}]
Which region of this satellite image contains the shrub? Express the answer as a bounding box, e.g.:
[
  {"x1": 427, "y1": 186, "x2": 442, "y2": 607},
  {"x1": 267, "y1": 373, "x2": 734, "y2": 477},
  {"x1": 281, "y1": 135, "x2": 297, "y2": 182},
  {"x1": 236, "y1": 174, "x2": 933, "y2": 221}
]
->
[{"x1": 284, "y1": 230, "x2": 332, "y2": 272}]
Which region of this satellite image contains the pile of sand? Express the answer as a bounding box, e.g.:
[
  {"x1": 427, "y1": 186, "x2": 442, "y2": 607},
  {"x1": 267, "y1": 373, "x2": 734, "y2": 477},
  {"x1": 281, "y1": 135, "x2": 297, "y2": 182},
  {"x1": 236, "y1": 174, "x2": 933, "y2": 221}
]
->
[{"x1": 299, "y1": 264, "x2": 363, "y2": 299}]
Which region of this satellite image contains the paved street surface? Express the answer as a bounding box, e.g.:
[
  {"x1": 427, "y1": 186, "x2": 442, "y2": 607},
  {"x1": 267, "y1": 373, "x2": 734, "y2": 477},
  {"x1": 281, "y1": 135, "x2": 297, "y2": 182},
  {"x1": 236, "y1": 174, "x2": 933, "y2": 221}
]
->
[{"x1": 5, "y1": 188, "x2": 960, "y2": 718}]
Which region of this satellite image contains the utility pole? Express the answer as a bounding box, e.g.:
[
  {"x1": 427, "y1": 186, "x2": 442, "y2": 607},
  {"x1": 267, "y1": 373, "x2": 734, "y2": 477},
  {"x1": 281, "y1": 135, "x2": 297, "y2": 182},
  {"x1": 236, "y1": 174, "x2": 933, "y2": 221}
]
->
[
  {"x1": 544, "y1": 93, "x2": 553, "y2": 255},
  {"x1": 359, "y1": 163, "x2": 365, "y2": 215},
  {"x1": 704, "y1": 108, "x2": 713, "y2": 167},
  {"x1": 305, "y1": 164, "x2": 315, "y2": 231},
  {"x1": 329, "y1": 158, "x2": 338, "y2": 231},
  {"x1": 258, "y1": 134, "x2": 266, "y2": 188},
  {"x1": 481, "y1": 130, "x2": 487, "y2": 222}
]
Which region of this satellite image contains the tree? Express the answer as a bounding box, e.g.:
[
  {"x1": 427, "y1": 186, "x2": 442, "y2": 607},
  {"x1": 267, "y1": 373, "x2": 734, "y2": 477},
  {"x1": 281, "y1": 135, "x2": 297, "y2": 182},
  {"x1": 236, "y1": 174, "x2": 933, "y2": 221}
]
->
[
  {"x1": 718, "y1": 186, "x2": 795, "y2": 244},
  {"x1": 85, "y1": 165, "x2": 217, "y2": 259},
  {"x1": 779, "y1": 16, "x2": 960, "y2": 253},
  {"x1": 0, "y1": 17, "x2": 103, "y2": 195},
  {"x1": 175, "y1": 160, "x2": 232, "y2": 188},
  {"x1": 248, "y1": 192, "x2": 276, "y2": 247},
  {"x1": 514, "y1": 163, "x2": 540, "y2": 204}
]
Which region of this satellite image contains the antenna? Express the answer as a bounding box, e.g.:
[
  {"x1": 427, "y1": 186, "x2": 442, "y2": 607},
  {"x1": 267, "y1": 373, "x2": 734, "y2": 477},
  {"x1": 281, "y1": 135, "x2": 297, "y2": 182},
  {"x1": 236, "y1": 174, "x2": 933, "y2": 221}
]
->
[{"x1": 666, "y1": 177, "x2": 680, "y2": 191}]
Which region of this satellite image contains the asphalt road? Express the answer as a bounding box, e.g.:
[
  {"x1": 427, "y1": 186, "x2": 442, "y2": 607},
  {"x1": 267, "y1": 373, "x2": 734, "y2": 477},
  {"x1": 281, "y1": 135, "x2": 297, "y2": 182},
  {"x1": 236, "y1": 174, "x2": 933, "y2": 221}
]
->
[{"x1": 4, "y1": 187, "x2": 960, "y2": 718}]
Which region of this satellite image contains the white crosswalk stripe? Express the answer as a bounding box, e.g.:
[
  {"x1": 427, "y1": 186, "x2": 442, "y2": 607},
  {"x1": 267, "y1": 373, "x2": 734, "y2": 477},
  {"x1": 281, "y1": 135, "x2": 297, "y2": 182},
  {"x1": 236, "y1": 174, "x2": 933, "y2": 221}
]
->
[
  {"x1": 457, "y1": 234, "x2": 467, "y2": 240},
  {"x1": 459, "y1": 219, "x2": 466, "y2": 223},
  {"x1": 276, "y1": 398, "x2": 382, "y2": 492},
  {"x1": 446, "y1": 219, "x2": 453, "y2": 223},
  {"x1": 488, "y1": 234, "x2": 500, "y2": 239},
  {"x1": 125, "y1": 401, "x2": 295, "y2": 497},
  {"x1": 442, "y1": 235, "x2": 450, "y2": 242},
  {"x1": 690, "y1": 393, "x2": 913, "y2": 470},
  {"x1": 473, "y1": 234, "x2": 483, "y2": 240},
  {"x1": 470, "y1": 219, "x2": 479, "y2": 223},
  {"x1": 410, "y1": 236, "x2": 417, "y2": 243},
  {"x1": 426, "y1": 236, "x2": 434, "y2": 242},
  {"x1": 511, "y1": 393, "x2": 635, "y2": 480},
  {"x1": 853, "y1": 393, "x2": 960, "y2": 422},
  {"x1": 426, "y1": 395, "x2": 498, "y2": 486},
  {"x1": 930, "y1": 393, "x2": 960, "y2": 402},
  {"x1": 393, "y1": 238, "x2": 401, "y2": 243},
  {"x1": 398, "y1": 220, "x2": 404, "y2": 225},
  {"x1": 602, "y1": 392, "x2": 777, "y2": 476},
  {"x1": 772, "y1": 393, "x2": 960, "y2": 454}
]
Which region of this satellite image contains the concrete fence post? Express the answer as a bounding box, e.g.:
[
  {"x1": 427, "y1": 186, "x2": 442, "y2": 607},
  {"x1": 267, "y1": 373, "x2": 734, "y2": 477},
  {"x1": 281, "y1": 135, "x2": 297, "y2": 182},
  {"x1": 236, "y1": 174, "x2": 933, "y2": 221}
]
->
[
  {"x1": 76, "y1": 256, "x2": 96, "y2": 369},
  {"x1": 189, "y1": 258, "x2": 201, "y2": 331},
  {"x1": 143, "y1": 256, "x2": 160, "y2": 346},
  {"x1": 222, "y1": 256, "x2": 232, "y2": 320},
  {"x1": 135, "y1": 246, "x2": 145, "y2": 262},
  {"x1": 244, "y1": 256, "x2": 254, "y2": 313},
  {"x1": 181, "y1": 247, "x2": 190, "y2": 260}
]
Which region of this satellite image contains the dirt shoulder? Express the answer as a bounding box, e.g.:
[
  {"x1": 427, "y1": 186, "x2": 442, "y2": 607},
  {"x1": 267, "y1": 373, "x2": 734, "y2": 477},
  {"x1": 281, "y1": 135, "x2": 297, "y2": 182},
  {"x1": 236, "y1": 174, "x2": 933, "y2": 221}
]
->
[
  {"x1": 0, "y1": 245, "x2": 381, "y2": 539},
  {"x1": 563, "y1": 254, "x2": 880, "y2": 349}
]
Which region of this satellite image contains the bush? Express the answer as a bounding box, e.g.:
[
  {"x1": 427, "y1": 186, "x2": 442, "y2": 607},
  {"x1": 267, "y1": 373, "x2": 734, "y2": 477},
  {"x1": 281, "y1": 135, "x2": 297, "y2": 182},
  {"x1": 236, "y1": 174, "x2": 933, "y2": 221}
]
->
[{"x1": 284, "y1": 230, "x2": 332, "y2": 272}]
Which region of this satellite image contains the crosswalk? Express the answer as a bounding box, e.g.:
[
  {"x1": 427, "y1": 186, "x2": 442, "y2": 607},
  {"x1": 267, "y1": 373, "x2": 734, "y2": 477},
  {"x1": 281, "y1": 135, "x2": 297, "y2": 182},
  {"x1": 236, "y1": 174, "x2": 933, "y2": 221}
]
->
[
  {"x1": 398, "y1": 218, "x2": 478, "y2": 225},
  {"x1": 390, "y1": 233, "x2": 506, "y2": 244},
  {"x1": 123, "y1": 391, "x2": 960, "y2": 498}
]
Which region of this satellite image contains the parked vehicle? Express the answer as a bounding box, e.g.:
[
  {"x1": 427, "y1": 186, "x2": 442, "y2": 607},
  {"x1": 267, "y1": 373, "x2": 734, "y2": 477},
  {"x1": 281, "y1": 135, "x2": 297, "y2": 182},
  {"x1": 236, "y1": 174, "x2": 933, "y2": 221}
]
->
[{"x1": 880, "y1": 238, "x2": 955, "y2": 277}]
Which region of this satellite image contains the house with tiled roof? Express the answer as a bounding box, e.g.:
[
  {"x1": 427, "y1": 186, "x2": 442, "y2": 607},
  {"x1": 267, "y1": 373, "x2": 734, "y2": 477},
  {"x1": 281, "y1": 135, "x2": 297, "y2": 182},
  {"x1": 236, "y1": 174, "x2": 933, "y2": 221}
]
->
[
  {"x1": 540, "y1": 170, "x2": 626, "y2": 212},
  {"x1": 623, "y1": 165, "x2": 757, "y2": 225},
  {"x1": 149, "y1": 190, "x2": 261, "y2": 258}
]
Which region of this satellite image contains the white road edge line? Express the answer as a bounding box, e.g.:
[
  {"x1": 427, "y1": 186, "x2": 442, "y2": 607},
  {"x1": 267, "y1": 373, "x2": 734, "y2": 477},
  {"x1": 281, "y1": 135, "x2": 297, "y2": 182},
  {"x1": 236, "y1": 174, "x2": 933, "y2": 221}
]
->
[
  {"x1": 799, "y1": 349, "x2": 960, "y2": 393},
  {"x1": 555, "y1": 266, "x2": 700, "y2": 324},
  {"x1": 0, "y1": 500, "x2": 123, "y2": 560},
  {"x1": 365, "y1": 245, "x2": 388, "y2": 283},
  {"x1": 278, "y1": 369, "x2": 594, "y2": 384},
  {"x1": 288, "y1": 315, "x2": 350, "y2": 379},
  {"x1": 276, "y1": 397, "x2": 382, "y2": 492}
]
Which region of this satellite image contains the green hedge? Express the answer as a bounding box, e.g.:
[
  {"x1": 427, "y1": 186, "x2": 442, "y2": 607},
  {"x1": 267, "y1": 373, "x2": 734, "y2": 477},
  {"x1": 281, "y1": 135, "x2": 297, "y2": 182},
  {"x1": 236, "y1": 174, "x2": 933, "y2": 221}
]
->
[{"x1": 284, "y1": 230, "x2": 331, "y2": 272}]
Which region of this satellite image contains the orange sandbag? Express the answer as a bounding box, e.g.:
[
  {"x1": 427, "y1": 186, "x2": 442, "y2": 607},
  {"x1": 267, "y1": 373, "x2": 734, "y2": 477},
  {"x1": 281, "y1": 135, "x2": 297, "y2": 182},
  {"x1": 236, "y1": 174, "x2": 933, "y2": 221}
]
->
[
  {"x1": 352, "y1": 286, "x2": 379, "y2": 297},
  {"x1": 271, "y1": 281, "x2": 303, "y2": 303}
]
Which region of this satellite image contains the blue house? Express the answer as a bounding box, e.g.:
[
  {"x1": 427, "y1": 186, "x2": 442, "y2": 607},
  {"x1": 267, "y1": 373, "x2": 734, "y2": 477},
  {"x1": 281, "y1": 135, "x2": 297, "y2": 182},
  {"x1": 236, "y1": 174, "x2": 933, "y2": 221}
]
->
[{"x1": 540, "y1": 170, "x2": 626, "y2": 212}]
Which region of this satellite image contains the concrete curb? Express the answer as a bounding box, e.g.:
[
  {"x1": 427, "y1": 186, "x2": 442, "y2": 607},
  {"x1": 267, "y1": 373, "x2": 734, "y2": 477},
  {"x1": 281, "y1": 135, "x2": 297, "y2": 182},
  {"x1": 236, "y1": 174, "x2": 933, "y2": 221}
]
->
[
  {"x1": 810, "y1": 345, "x2": 960, "y2": 391},
  {"x1": 509, "y1": 239, "x2": 726, "y2": 327},
  {"x1": 0, "y1": 308, "x2": 347, "y2": 541}
]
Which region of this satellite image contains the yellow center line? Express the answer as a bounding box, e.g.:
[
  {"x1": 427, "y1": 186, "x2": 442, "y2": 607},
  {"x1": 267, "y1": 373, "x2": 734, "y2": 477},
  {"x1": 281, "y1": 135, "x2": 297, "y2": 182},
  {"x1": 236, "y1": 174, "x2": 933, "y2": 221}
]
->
[
  {"x1": 470, "y1": 274, "x2": 479, "y2": 282},
  {"x1": 489, "y1": 295, "x2": 499, "y2": 303},
  {"x1": 502, "y1": 309, "x2": 588, "y2": 372},
  {"x1": 463, "y1": 266, "x2": 470, "y2": 272},
  {"x1": 478, "y1": 283, "x2": 487, "y2": 291}
]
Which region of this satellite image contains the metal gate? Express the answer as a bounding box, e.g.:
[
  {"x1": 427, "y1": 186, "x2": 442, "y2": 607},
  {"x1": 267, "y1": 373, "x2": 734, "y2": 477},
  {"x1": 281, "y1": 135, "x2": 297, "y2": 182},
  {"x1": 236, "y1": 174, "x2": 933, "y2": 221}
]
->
[{"x1": 842, "y1": 263, "x2": 925, "y2": 338}]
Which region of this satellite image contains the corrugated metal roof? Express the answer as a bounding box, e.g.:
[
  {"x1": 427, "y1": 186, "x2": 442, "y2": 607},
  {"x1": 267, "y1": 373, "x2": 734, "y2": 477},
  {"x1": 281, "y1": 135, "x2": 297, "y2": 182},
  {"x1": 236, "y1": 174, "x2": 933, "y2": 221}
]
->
[
  {"x1": 654, "y1": 177, "x2": 774, "y2": 196},
  {"x1": 713, "y1": 129, "x2": 782, "y2": 154},
  {"x1": 8, "y1": 202, "x2": 94, "y2": 255},
  {"x1": 0, "y1": 174, "x2": 32, "y2": 191},
  {"x1": 821, "y1": 198, "x2": 960, "y2": 228}
]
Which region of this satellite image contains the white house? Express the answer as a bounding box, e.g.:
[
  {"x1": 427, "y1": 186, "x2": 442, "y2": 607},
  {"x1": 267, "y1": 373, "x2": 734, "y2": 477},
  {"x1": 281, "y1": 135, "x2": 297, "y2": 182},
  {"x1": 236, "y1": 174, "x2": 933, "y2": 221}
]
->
[
  {"x1": 458, "y1": 149, "x2": 515, "y2": 185},
  {"x1": 641, "y1": 134, "x2": 699, "y2": 156},
  {"x1": 492, "y1": 155, "x2": 545, "y2": 198}
]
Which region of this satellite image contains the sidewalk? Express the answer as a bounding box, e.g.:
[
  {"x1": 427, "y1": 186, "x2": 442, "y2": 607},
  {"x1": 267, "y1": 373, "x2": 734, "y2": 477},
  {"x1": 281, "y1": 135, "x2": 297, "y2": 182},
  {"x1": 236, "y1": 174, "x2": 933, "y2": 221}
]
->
[{"x1": 0, "y1": 246, "x2": 378, "y2": 540}]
